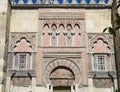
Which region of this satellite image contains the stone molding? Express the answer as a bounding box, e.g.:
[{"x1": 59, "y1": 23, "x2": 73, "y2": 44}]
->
[
  {"x1": 88, "y1": 71, "x2": 117, "y2": 78},
  {"x1": 7, "y1": 70, "x2": 36, "y2": 77},
  {"x1": 43, "y1": 52, "x2": 81, "y2": 58},
  {"x1": 39, "y1": 11, "x2": 85, "y2": 20}
]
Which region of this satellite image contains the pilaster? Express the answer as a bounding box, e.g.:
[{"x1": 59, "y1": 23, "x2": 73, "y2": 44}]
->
[
  {"x1": 32, "y1": 77, "x2": 36, "y2": 92},
  {"x1": 5, "y1": 77, "x2": 11, "y2": 92}
]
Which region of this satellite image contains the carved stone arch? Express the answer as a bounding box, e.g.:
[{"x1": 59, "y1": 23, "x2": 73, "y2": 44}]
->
[
  {"x1": 89, "y1": 34, "x2": 113, "y2": 53},
  {"x1": 44, "y1": 58, "x2": 81, "y2": 85},
  {"x1": 50, "y1": 66, "x2": 75, "y2": 86},
  {"x1": 43, "y1": 23, "x2": 50, "y2": 29},
  {"x1": 42, "y1": 22, "x2": 50, "y2": 38},
  {"x1": 10, "y1": 33, "x2": 35, "y2": 52},
  {"x1": 58, "y1": 23, "x2": 65, "y2": 29},
  {"x1": 74, "y1": 23, "x2": 80, "y2": 29},
  {"x1": 66, "y1": 23, "x2": 73, "y2": 31},
  {"x1": 58, "y1": 23, "x2": 65, "y2": 33},
  {"x1": 91, "y1": 34, "x2": 112, "y2": 45},
  {"x1": 51, "y1": 23, "x2": 57, "y2": 31}
]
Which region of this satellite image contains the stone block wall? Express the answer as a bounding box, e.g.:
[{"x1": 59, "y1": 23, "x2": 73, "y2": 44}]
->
[
  {"x1": 6, "y1": 2, "x2": 117, "y2": 92},
  {"x1": 0, "y1": 0, "x2": 11, "y2": 92},
  {"x1": 86, "y1": 9, "x2": 111, "y2": 33},
  {"x1": 10, "y1": 10, "x2": 38, "y2": 32}
]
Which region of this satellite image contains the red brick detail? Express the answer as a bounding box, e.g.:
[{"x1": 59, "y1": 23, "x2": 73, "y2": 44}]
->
[
  {"x1": 14, "y1": 38, "x2": 32, "y2": 52},
  {"x1": 37, "y1": 48, "x2": 43, "y2": 85},
  {"x1": 93, "y1": 39, "x2": 110, "y2": 53},
  {"x1": 90, "y1": 34, "x2": 112, "y2": 53},
  {"x1": 37, "y1": 48, "x2": 82, "y2": 85},
  {"x1": 74, "y1": 25, "x2": 81, "y2": 46},
  {"x1": 58, "y1": 25, "x2": 65, "y2": 46},
  {"x1": 41, "y1": 20, "x2": 83, "y2": 47},
  {"x1": 11, "y1": 33, "x2": 35, "y2": 52},
  {"x1": 14, "y1": 33, "x2": 33, "y2": 44},
  {"x1": 43, "y1": 26, "x2": 50, "y2": 46},
  {"x1": 42, "y1": 48, "x2": 81, "y2": 53},
  {"x1": 81, "y1": 49, "x2": 88, "y2": 85}
]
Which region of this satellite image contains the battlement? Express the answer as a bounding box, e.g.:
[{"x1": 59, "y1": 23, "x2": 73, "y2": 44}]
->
[{"x1": 10, "y1": 0, "x2": 113, "y2": 8}]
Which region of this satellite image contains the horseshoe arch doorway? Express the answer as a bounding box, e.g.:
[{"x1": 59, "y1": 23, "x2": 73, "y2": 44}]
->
[
  {"x1": 44, "y1": 59, "x2": 81, "y2": 92},
  {"x1": 50, "y1": 66, "x2": 74, "y2": 92}
]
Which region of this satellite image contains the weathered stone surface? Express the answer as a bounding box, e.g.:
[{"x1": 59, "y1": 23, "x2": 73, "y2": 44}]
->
[
  {"x1": 0, "y1": 0, "x2": 117, "y2": 92},
  {"x1": 10, "y1": 10, "x2": 38, "y2": 32}
]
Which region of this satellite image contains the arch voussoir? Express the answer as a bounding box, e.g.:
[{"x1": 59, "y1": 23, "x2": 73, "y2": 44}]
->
[{"x1": 44, "y1": 59, "x2": 81, "y2": 85}]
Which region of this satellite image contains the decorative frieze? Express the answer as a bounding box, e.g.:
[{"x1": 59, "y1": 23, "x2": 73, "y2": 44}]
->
[
  {"x1": 93, "y1": 78, "x2": 112, "y2": 88},
  {"x1": 10, "y1": 0, "x2": 112, "y2": 5},
  {"x1": 88, "y1": 71, "x2": 116, "y2": 78},
  {"x1": 7, "y1": 70, "x2": 36, "y2": 77},
  {"x1": 39, "y1": 20, "x2": 85, "y2": 47},
  {"x1": 11, "y1": 77, "x2": 31, "y2": 87}
]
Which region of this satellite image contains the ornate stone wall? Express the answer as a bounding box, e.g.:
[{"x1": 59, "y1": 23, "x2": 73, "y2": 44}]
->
[
  {"x1": 10, "y1": 0, "x2": 113, "y2": 5},
  {"x1": 4, "y1": 0, "x2": 118, "y2": 92}
]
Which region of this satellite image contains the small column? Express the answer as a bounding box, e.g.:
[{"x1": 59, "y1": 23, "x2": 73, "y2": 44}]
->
[
  {"x1": 91, "y1": 52, "x2": 94, "y2": 70},
  {"x1": 46, "y1": 84, "x2": 50, "y2": 92},
  {"x1": 71, "y1": 85, "x2": 74, "y2": 92},
  {"x1": 32, "y1": 77, "x2": 36, "y2": 92},
  {"x1": 6, "y1": 77, "x2": 11, "y2": 92},
  {"x1": 50, "y1": 85, "x2": 53, "y2": 92},
  {"x1": 114, "y1": 79, "x2": 118, "y2": 91},
  {"x1": 75, "y1": 84, "x2": 78, "y2": 92},
  {"x1": 111, "y1": 86, "x2": 114, "y2": 92}
]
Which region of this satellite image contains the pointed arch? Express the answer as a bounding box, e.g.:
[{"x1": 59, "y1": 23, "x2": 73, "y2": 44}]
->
[
  {"x1": 51, "y1": 23, "x2": 57, "y2": 31},
  {"x1": 74, "y1": 23, "x2": 80, "y2": 29},
  {"x1": 43, "y1": 23, "x2": 50, "y2": 29},
  {"x1": 66, "y1": 24, "x2": 72, "y2": 31},
  {"x1": 59, "y1": 23, "x2": 65, "y2": 29},
  {"x1": 10, "y1": 33, "x2": 35, "y2": 52},
  {"x1": 89, "y1": 34, "x2": 113, "y2": 53}
]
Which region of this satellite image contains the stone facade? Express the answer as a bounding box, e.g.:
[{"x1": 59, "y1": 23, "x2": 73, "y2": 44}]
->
[{"x1": 0, "y1": 0, "x2": 118, "y2": 92}]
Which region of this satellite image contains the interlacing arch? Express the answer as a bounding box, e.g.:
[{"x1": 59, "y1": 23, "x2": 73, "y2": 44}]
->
[
  {"x1": 44, "y1": 59, "x2": 81, "y2": 85},
  {"x1": 89, "y1": 34, "x2": 113, "y2": 52},
  {"x1": 42, "y1": 20, "x2": 82, "y2": 46},
  {"x1": 10, "y1": 33, "x2": 35, "y2": 52}
]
